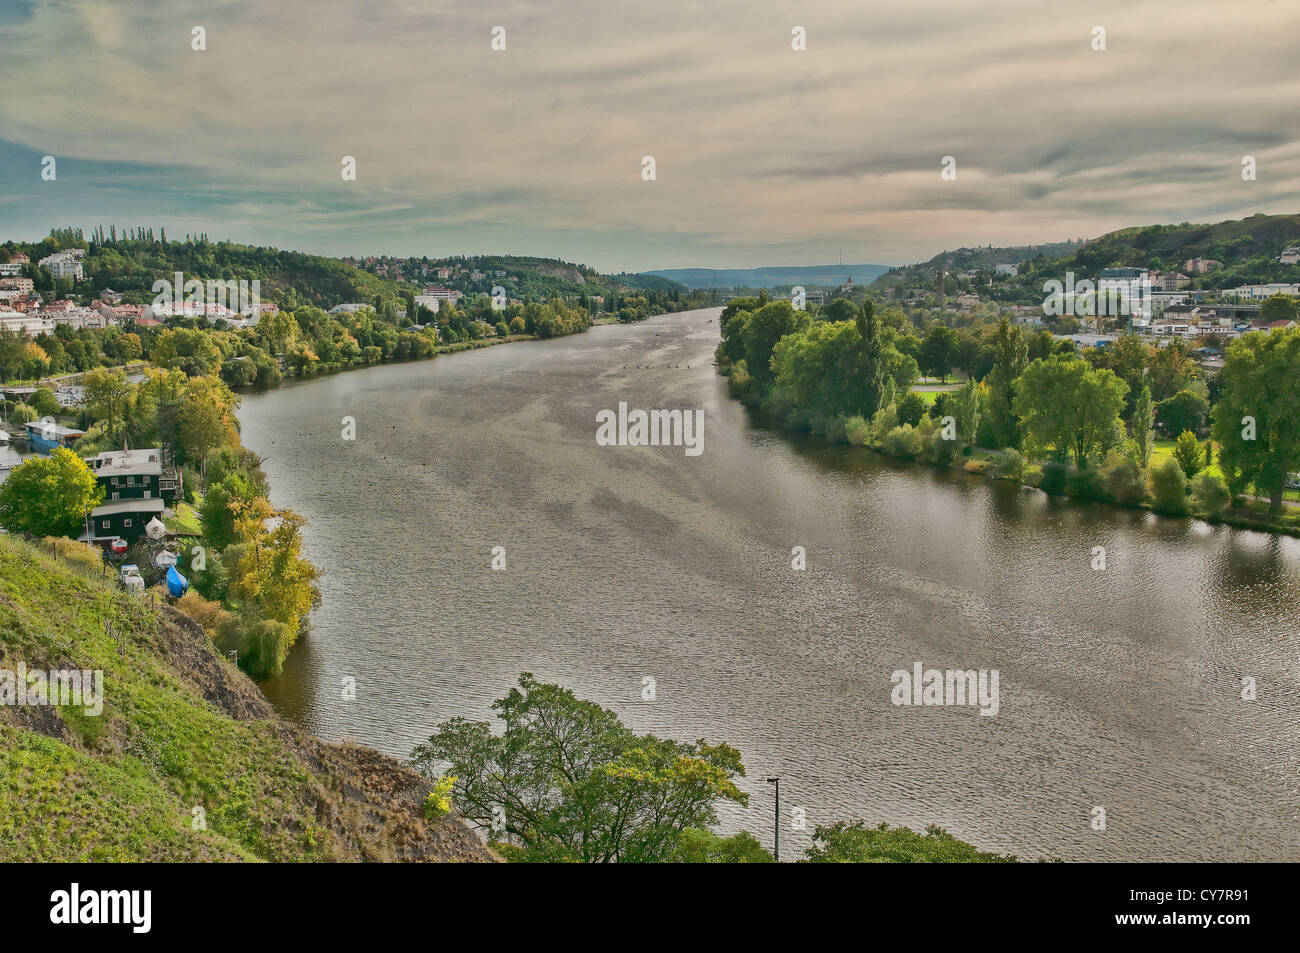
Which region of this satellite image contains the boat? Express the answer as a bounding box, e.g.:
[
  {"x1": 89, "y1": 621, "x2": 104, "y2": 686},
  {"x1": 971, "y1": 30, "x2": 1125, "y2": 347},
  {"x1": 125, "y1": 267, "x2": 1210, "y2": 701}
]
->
[
  {"x1": 165, "y1": 564, "x2": 189, "y2": 598},
  {"x1": 109, "y1": 537, "x2": 129, "y2": 555}
]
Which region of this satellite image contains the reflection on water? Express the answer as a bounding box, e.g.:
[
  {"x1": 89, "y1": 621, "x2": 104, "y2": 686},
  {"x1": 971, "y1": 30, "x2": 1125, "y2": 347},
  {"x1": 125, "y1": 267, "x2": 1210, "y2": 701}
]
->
[{"x1": 240, "y1": 308, "x2": 1300, "y2": 861}]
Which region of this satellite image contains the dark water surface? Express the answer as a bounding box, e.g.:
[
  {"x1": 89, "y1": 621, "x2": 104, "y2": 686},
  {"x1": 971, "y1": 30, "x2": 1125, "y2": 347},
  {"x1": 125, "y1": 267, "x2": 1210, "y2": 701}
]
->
[{"x1": 242, "y1": 308, "x2": 1300, "y2": 861}]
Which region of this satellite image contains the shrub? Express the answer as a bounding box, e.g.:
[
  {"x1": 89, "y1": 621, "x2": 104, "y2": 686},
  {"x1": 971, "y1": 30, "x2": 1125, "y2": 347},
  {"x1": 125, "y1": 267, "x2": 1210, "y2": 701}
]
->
[
  {"x1": 884, "y1": 424, "x2": 925, "y2": 459},
  {"x1": 1038, "y1": 461, "x2": 1068, "y2": 496},
  {"x1": 495, "y1": 321, "x2": 510, "y2": 337},
  {"x1": 824, "y1": 416, "x2": 848, "y2": 444},
  {"x1": 726, "y1": 359, "x2": 751, "y2": 398},
  {"x1": 1148, "y1": 457, "x2": 1189, "y2": 515},
  {"x1": 1191, "y1": 472, "x2": 1230, "y2": 518},
  {"x1": 964, "y1": 458, "x2": 993, "y2": 475},
  {"x1": 897, "y1": 391, "x2": 928, "y2": 427},
  {"x1": 845, "y1": 415, "x2": 871, "y2": 447},
  {"x1": 509, "y1": 315, "x2": 526, "y2": 334},
  {"x1": 871, "y1": 402, "x2": 899, "y2": 444},
  {"x1": 39, "y1": 536, "x2": 104, "y2": 575},
  {"x1": 1065, "y1": 466, "x2": 1104, "y2": 500},
  {"x1": 996, "y1": 448, "x2": 1025, "y2": 481},
  {"x1": 423, "y1": 775, "x2": 457, "y2": 821},
  {"x1": 930, "y1": 430, "x2": 957, "y2": 466},
  {"x1": 1101, "y1": 458, "x2": 1146, "y2": 505},
  {"x1": 176, "y1": 589, "x2": 230, "y2": 637},
  {"x1": 1172, "y1": 430, "x2": 1204, "y2": 477}
]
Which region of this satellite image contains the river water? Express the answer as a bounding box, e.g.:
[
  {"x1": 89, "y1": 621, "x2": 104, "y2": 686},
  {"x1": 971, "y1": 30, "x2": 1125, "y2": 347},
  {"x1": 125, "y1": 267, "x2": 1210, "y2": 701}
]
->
[{"x1": 241, "y1": 307, "x2": 1300, "y2": 861}]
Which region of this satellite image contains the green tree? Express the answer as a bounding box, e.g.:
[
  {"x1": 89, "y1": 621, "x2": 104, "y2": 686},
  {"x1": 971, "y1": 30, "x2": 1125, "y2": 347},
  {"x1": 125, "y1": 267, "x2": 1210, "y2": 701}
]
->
[
  {"x1": 986, "y1": 317, "x2": 1027, "y2": 448},
  {"x1": 411, "y1": 673, "x2": 748, "y2": 863},
  {"x1": 1132, "y1": 386, "x2": 1155, "y2": 467},
  {"x1": 1258, "y1": 293, "x2": 1299, "y2": 325},
  {"x1": 1013, "y1": 354, "x2": 1128, "y2": 468},
  {"x1": 804, "y1": 821, "x2": 1016, "y2": 863},
  {"x1": 82, "y1": 367, "x2": 134, "y2": 442},
  {"x1": 0, "y1": 448, "x2": 104, "y2": 538},
  {"x1": 1147, "y1": 456, "x2": 1189, "y2": 515},
  {"x1": 1212, "y1": 327, "x2": 1300, "y2": 509},
  {"x1": 1172, "y1": 430, "x2": 1204, "y2": 477},
  {"x1": 1155, "y1": 390, "x2": 1209, "y2": 438},
  {"x1": 669, "y1": 828, "x2": 774, "y2": 863},
  {"x1": 919, "y1": 324, "x2": 960, "y2": 381}
]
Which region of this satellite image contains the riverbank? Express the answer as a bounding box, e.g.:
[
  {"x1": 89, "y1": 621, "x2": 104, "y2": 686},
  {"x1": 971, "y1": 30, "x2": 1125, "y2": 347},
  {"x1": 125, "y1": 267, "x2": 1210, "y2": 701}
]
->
[
  {"x1": 742, "y1": 398, "x2": 1300, "y2": 538},
  {"x1": 0, "y1": 534, "x2": 496, "y2": 861}
]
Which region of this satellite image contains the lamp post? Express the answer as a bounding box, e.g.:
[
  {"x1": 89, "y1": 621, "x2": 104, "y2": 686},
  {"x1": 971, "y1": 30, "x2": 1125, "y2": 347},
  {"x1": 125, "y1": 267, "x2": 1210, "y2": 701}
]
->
[{"x1": 766, "y1": 777, "x2": 780, "y2": 862}]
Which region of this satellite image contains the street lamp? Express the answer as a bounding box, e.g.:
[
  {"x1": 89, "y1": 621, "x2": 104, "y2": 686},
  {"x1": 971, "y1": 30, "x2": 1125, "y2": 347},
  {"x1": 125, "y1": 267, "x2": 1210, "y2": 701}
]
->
[{"x1": 766, "y1": 777, "x2": 780, "y2": 862}]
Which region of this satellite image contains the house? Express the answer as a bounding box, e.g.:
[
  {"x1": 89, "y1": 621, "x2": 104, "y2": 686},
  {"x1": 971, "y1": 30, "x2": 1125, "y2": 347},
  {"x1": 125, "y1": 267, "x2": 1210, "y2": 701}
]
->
[
  {"x1": 99, "y1": 288, "x2": 123, "y2": 303},
  {"x1": 0, "y1": 309, "x2": 55, "y2": 335},
  {"x1": 994, "y1": 263, "x2": 1018, "y2": 277},
  {"x1": 24, "y1": 420, "x2": 86, "y2": 454},
  {"x1": 88, "y1": 498, "x2": 167, "y2": 542},
  {"x1": 38, "y1": 249, "x2": 85, "y2": 280},
  {"x1": 1183, "y1": 258, "x2": 1220, "y2": 274},
  {"x1": 1278, "y1": 247, "x2": 1300, "y2": 265},
  {"x1": 84, "y1": 447, "x2": 183, "y2": 504}
]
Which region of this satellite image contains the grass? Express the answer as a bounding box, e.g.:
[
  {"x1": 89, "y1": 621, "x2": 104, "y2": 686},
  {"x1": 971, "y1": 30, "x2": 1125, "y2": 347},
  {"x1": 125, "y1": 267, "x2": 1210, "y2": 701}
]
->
[
  {"x1": 166, "y1": 499, "x2": 203, "y2": 536},
  {"x1": 0, "y1": 534, "x2": 339, "y2": 861},
  {"x1": 1149, "y1": 438, "x2": 1224, "y2": 481}
]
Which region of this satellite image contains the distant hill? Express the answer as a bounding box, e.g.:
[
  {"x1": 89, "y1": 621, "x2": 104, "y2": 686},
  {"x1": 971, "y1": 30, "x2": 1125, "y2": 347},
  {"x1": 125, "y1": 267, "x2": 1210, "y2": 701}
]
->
[{"x1": 642, "y1": 263, "x2": 894, "y2": 290}]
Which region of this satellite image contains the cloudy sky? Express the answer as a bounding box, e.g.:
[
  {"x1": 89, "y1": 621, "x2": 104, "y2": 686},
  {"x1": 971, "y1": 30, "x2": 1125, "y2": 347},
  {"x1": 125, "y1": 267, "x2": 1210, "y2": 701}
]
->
[{"x1": 1, "y1": 0, "x2": 1298, "y2": 271}]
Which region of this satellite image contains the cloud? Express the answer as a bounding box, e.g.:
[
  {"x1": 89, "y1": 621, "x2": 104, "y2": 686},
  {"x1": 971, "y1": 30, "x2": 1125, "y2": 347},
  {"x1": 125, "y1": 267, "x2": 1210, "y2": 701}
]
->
[{"x1": 0, "y1": 0, "x2": 1297, "y2": 269}]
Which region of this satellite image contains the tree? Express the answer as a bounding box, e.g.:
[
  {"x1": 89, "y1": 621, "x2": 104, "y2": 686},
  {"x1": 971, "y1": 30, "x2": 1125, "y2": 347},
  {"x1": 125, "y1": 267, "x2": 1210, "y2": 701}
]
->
[
  {"x1": 919, "y1": 324, "x2": 959, "y2": 381},
  {"x1": 1172, "y1": 430, "x2": 1204, "y2": 477},
  {"x1": 1148, "y1": 456, "x2": 1189, "y2": 515},
  {"x1": 82, "y1": 367, "x2": 134, "y2": 442},
  {"x1": 986, "y1": 317, "x2": 1027, "y2": 448},
  {"x1": 804, "y1": 821, "x2": 1016, "y2": 863},
  {"x1": 1258, "y1": 293, "x2": 1299, "y2": 325},
  {"x1": 669, "y1": 828, "x2": 773, "y2": 863},
  {"x1": 1132, "y1": 386, "x2": 1155, "y2": 467},
  {"x1": 1155, "y1": 390, "x2": 1209, "y2": 437},
  {"x1": 1146, "y1": 338, "x2": 1199, "y2": 401},
  {"x1": 1212, "y1": 326, "x2": 1300, "y2": 509},
  {"x1": 411, "y1": 673, "x2": 748, "y2": 863},
  {"x1": 0, "y1": 448, "x2": 104, "y2": 538},
  {"x1": 951, "y1": 379, "x2": 982, "y2": 450},
  {"x1": 1013, "y1": 354, "x2": 1128, "y2": 468}
]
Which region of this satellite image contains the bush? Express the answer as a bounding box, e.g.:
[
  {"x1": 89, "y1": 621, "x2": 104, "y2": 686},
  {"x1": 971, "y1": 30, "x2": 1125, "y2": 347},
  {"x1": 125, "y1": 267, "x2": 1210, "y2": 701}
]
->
[
  {"x1": 845, "y1": 415, "x2": 871, "y2": 447},
  {"x1": 495, "y1": 321, "x2": 510, "y2": 337},
  {"x1": 176, "y1": 589, "x2": 230, "y2": 637},
  {"x1": 726, "y1": 359, "x2": 751, "y2": 399},
  {"x1": 422, "y1": 775, "x2": 457, "y2": 821},
  {"x1": 1172, "y1": 430, "x2": 1204, "y2": 477},
  {"x1": 1037, "y1": 461, "x2": 1068, "y2": 496},
  {"x1": 1191, "y1": 472, "x2": 1230, "y2": 518},
  {"x1": 883, "y1": 424, "x2": 925, "y2": 459},
  {"x1": 930, "y1": 430, "x2": 957, "y2": 466},
  {"x1": 964, "y1": 458, "x2": 993, "y2": 475},
  {"x1": 897, "y1": 391, "x2": 928, "y2": 427},
  {"x1": 40, "y1": 536, "x2": 104, "y2": 575},
  {"x1": 1101, "y1": 458, "x2": 1146, "y2": 505},
  {"x1": 824, "y1": 416, "x2": 848, "y2": 444},
  {"x1": 509, "y1": 316, "x2": 526, "y2": 334},
  {"x1": 1148, "y1": 457, "x2": 1189, "y2": 515},
  {"x1": 995, "y1": 448, "x2": 1025, "y2": 481},
  {"x1": 1065, "y1": 466, "x2": 1104, "y2": 500}
]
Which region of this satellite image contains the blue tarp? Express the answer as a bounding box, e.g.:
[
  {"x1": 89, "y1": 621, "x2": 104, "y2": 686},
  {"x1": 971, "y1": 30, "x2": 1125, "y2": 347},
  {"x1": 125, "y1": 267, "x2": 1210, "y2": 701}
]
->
[{"x1": 165, "y1": 565, "x2": 189, "y2": 598}]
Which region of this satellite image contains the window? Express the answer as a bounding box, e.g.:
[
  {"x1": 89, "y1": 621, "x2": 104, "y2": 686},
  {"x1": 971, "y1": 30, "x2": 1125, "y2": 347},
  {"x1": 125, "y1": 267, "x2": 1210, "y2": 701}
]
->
[
  {"x1": 124, "y1": 519, "x2": 132, "y2": 528},
  {"x1": 112, "y1": 492, "x2": 119, "y2": 500},
  {"x1": 143, "y1": 491, "x2": 151, "y2": 499},
  {"x1": 101, "y1": 520, "x2": 109, "y2": 529}
]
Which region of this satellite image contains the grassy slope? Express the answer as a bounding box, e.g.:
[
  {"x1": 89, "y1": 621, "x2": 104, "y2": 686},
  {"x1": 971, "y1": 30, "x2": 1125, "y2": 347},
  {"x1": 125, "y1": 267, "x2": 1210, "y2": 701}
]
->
[{"x1": 0, "y1": 535, "x2": 493, "y2": 862}]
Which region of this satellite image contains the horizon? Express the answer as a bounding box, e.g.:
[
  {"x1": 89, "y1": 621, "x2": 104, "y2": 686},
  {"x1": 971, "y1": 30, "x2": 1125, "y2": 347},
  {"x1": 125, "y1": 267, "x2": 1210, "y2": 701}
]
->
[{"x1": 4, "y1": 1, "x2": 1299, "y2": 271}]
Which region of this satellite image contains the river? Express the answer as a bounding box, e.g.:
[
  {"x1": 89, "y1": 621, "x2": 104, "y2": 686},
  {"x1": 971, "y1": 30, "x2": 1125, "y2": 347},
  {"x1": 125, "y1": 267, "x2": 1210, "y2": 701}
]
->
[{"x1": 240, "y1": 307, "x2": 1300, "y2": 861}]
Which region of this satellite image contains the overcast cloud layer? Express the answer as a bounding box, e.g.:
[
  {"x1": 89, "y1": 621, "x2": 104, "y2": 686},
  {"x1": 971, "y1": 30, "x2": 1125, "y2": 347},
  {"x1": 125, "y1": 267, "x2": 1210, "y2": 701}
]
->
[{"x1": 1, "y1": 0, "x2": 1298, "y2": 270}]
